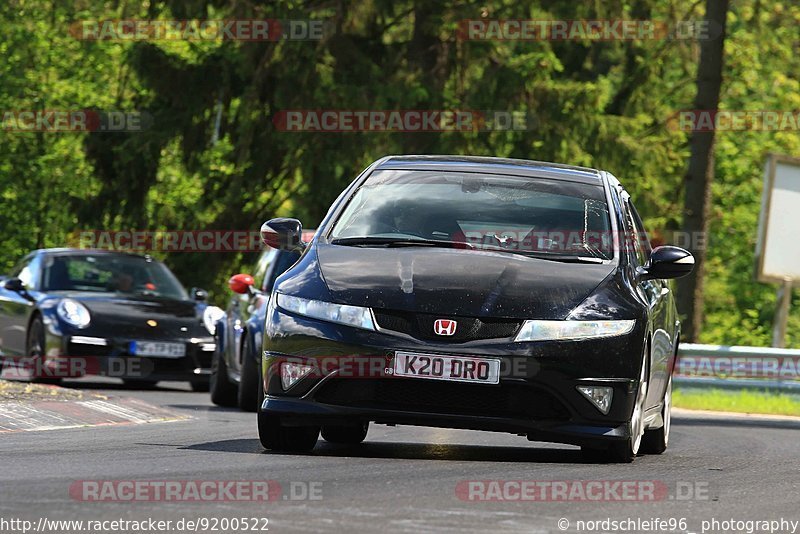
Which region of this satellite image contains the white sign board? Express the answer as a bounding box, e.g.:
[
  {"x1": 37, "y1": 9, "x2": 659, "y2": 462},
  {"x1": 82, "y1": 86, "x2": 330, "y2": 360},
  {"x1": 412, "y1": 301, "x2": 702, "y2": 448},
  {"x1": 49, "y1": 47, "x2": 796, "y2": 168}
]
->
[{"x1": 755, "y1": 154, "x2": 800, "y2": 284}]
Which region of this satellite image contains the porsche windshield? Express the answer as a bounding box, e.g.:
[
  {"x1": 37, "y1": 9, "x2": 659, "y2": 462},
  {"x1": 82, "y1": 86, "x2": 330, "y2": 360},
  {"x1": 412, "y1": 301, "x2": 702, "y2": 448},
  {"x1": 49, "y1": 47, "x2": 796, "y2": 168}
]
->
[{"x1": 41, "y1": 254, "x2": 188, "y2": 299}]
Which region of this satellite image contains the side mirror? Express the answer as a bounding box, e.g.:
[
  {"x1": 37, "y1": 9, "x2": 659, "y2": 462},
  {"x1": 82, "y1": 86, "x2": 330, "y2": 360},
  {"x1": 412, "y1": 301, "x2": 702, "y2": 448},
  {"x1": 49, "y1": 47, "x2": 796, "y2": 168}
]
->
[
  {"x1": 228, "y1": 273, "x2": 255, "y2": 295},
  {"x1": 640, "y1": 246, "x2": 695, "y2": 280},
  {"x1": 261, "y1": 218, "x2": 304, "y2": 251},
  {"x1": 3, "y1": 277, "x2": 25, "y2": 292},
  {"x1": 191, "y1": 287, "x2": 208, "y2": 301}
]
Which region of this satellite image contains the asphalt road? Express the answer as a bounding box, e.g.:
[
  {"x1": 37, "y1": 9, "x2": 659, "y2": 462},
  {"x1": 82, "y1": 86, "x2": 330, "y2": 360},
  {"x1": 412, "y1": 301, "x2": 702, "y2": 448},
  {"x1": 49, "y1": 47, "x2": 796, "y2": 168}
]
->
[{"x1": 2, "y1": 379, "x2": 799, "y2": 534}]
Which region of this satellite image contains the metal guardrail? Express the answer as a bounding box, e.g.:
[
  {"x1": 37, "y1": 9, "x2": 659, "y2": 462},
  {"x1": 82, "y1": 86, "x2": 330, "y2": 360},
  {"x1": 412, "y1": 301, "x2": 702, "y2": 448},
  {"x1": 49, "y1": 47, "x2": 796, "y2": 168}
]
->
[{"x1": 675, "y1": 343, "x2": 800, "y2": 391}]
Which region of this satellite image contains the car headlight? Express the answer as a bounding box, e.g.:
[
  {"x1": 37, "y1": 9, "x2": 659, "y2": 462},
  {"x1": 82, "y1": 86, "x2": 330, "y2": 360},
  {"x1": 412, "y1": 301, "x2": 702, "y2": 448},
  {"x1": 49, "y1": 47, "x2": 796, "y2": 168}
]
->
[
  {"x1": 514, "y1": 319, "x2": 635, "y2": 342},
  {"x1": 56, "y1": 299, "x2": 91, "y2": 329},
  {"x1": 276, "y1": 293, "x2": 375, "y2": 330},
  {"x1": 203, "y1": 306, "x2": 226, "y2": 335}
]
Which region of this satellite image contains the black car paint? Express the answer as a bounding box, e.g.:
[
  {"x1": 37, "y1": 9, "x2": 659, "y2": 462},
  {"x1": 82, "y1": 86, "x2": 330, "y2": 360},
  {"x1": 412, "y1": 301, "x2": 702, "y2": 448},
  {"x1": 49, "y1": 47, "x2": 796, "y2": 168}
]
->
[
  {"x1": 259, "y1": 156, "x2": 687, "y2": 451},
  {"x1": 0, "y1": 249, "x2": 214, "y2": 383},
  {"x1": 314, "y1": 245, "x2": 615, "y2": 318},
  {"x1": 262, "y1": 248, "x2": 648, "y2": 439}
]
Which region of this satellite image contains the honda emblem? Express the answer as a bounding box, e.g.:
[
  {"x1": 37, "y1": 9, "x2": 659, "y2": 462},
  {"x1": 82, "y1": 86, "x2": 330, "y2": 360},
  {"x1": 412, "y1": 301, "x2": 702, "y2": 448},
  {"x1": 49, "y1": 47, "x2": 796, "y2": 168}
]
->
[{"x1": 434, "y1": 319, "x2": 457, "y2": 336}]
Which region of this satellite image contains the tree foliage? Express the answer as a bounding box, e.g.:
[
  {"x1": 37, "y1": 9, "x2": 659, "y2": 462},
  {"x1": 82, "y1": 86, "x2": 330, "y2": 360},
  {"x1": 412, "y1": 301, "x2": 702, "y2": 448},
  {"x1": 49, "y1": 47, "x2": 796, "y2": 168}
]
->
[{"x1": 1, "y1": 0, "x2": 798, "y2": 346}]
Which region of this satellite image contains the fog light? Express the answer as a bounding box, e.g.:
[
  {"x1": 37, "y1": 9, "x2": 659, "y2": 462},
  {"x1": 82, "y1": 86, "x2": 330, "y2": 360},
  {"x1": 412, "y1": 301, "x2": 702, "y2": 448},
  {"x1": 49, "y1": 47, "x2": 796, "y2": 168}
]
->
[
  {"x1": 577, "y1": 385, "x2": 613, "y2": 415},
  {"x1": 280, "y1": 362, "x2": 314, "y2": 390}
]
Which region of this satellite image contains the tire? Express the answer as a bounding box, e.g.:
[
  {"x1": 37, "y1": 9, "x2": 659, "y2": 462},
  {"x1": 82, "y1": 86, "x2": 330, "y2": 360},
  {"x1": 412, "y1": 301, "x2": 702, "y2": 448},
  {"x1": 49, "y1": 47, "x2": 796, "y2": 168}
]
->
[
  {"x1": 190, "y1": 380, "x2": 210, "y2": 392},
  {"x1": 27, "y1": 316, "x2": 61, "y2": 385},
  {"x1": 582, "y1": 348, "x2": 649, "y2": 463},
  {"x1": 641, "y1": 376, "x2": 672, "y2": 454},
  {"x1": 258, "y1": 412, "x2": 319, "y2": 453},
  {"x1": 209, "y1": 338, "x2": 237, "y2": 407},
  {"x1": 322, "y1": 422, "x2": 369, "y2": 444},
  {"x1": 237, "y1": 334, "x2": 260, "y2": 412}
]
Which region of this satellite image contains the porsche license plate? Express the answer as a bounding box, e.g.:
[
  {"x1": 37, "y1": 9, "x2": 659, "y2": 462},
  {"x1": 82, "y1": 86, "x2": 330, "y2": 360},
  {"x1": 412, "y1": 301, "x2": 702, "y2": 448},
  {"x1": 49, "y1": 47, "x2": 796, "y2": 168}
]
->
[{"x1": 129, "y1": 341, "x2": 186, "y2": 358}]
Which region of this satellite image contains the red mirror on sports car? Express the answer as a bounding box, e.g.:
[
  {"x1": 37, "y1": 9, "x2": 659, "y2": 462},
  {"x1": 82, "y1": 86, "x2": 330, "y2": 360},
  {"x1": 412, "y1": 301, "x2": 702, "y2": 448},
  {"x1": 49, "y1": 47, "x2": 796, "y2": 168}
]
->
[{"x1": 228, "y1": 273, "x2": 255, "y2": 294}]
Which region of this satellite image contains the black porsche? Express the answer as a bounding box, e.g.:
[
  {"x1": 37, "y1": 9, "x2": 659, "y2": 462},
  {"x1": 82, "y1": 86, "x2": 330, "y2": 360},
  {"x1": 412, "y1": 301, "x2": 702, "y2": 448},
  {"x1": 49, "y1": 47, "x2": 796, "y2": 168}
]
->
[
  {"x1": 0, "y1": 248, "x2": 222, "y2": 389},
  {"x1": 257, "y1": 155, "x2": 694, "y2": 462}
]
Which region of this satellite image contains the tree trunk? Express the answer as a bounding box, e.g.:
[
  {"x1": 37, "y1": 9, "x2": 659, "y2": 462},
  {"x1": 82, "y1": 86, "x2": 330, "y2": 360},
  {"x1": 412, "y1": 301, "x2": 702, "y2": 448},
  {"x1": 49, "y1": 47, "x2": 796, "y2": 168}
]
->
[{"x1": 676, "y1": 0, "x2": 730, "y2": 342}]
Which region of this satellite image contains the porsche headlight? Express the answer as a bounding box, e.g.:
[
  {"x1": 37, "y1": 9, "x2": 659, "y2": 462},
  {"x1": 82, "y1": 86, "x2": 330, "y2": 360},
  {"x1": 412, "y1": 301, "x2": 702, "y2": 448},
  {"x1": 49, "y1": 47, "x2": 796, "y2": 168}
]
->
[
  {"x1": 56, "y1": 299, "x2": 91, "y2": 329},
  {"x1": 276, "y1": 293, "x2": 375, "y2": 330},
  {"x1": 514, "y1": 319, "x2": 635, "y2": 342},
  {"x1": 203, "y1": 306, "x2": 226, "y2": 335}
]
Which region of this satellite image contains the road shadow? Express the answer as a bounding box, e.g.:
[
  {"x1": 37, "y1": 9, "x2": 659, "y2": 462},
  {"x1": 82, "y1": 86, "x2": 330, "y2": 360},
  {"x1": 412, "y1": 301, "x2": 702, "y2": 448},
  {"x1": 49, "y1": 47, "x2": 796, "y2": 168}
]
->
[
  {"x1": 167, "y1": 404, "x2": 244, "y2": 412},
  {"x1": 673, "y1": 415, "x2": 800, "y2": 431},
  {"x1": 314, "y1": 441, "x2": 587, "y2": 463},
  {"x1": 58, "y1": 379, "x2": 192, "y2": 392},
  {"x1": 181, "y1": 438, "x2": 265, "y2": 454},
  {"x1": 181, "y1": 438, "x2": 591, "y2": 464}
]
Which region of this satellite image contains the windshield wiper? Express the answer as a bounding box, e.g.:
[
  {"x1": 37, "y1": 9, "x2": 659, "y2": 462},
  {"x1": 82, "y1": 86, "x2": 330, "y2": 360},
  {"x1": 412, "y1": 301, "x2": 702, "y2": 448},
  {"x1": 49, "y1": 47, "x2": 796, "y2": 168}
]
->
[
  {"x1": 574, "y1": 241, "x2": 609, "y2": 261},
  {"x1": 469, "y1": 244, "x2": 607, "y2": 263},
  {"x1": 536, "y1": 254, "x2": 606, "y2": 264},
  {"x1": 330, "y1": 237, "x2": 474, "y2": 249},
  {"x1": 331, "y1": 237, "x2": 604, "y2": 263}
]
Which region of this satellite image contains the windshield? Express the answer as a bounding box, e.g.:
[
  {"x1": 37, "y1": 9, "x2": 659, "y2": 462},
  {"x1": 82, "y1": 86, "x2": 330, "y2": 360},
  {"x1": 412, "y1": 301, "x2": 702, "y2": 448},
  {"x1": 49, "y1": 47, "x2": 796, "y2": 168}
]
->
[
  {"x1": 41, "y1": 254, "x2": 188, "y2": 300},
  {"x1": 330, "y1": 170, "x2": 614, "y2": 259}
]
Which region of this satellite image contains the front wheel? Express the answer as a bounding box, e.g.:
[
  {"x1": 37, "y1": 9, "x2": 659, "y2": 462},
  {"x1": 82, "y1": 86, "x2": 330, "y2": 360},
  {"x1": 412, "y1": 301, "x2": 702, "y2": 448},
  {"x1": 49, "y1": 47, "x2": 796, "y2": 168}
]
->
[
  {"x1": 582, "y1": 350, "x2": 649, "y2": 463},
  {"x1": 209, "y1": 340, "x2": 237, "y2": 407},
  {"x1": 237, "y1": 334, "x2": 260, "y2": 412},
  {"x1": 258, "y1": 412, "x2": 319, "y2": 453},
  {"x1": 641, "y1": 376, "x2": 671, "y2": 454},
  {"x1": 27, "y1": 316, "x2": 61, "y2": 385}
]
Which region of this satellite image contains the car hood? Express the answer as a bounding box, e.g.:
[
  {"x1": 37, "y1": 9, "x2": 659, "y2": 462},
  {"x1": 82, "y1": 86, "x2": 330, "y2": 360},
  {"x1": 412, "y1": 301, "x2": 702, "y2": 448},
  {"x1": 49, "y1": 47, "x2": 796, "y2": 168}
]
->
[
  {"x1": 315, "y1": 244, "x2": 615, "y2": 320},
  {"x1": 46, "y1": 292, "x2": 206, "y2": 337}
]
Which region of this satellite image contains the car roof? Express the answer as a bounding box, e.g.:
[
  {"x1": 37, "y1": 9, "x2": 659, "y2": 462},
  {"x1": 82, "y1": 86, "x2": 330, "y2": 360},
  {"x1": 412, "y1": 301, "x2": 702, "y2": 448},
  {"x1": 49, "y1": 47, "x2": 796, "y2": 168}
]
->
[
  {"x1": 34, "y1": 248, "x2": 152, "y2": 260},
  {"x1": 374, "y1": 155, "x2": 604, "y2": 185}
]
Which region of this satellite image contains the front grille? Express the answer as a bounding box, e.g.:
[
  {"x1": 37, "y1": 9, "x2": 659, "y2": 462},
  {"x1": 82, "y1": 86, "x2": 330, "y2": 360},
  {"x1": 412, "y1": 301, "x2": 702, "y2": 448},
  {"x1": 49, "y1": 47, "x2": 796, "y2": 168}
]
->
[
  {"x1": 65, "y1": 341, "x2": 210, "y2": 375},
  {"x1": 314, "y1": 378, "x2": 569, "y2": 420},
  {"x1": 373, "y1": 309, "x2": 522, "y2": 342}
]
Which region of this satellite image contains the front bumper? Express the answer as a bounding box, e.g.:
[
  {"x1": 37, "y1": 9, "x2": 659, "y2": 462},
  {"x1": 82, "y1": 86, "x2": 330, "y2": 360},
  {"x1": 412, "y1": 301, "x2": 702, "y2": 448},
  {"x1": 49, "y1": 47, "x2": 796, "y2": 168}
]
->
[
  {"x1": 260, "y1": 308, "x2": 646, "y2": 446},
  {"x1": 40, "y1": 330, "x2": 215, "y2": 382}
]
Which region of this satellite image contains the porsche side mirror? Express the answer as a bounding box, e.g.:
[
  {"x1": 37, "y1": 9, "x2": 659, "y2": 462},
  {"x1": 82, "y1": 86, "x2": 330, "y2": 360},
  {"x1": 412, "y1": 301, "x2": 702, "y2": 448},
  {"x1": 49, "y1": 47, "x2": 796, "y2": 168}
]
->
[
  {"x1": 228, "y1": 273, "x2": 255, "y2": 295},
  {"x1": 191, "y1": 287, "x2": 208, "y2": 301},
  {"x1": 3, "y1": 277, "x2": 25, "y2": 292},
  {"x1": 640, "y1": 246, "x2": 695, "y2": 280},
  {"x1": 261, "y1": 218, "x2": 305, "y2": 251}
]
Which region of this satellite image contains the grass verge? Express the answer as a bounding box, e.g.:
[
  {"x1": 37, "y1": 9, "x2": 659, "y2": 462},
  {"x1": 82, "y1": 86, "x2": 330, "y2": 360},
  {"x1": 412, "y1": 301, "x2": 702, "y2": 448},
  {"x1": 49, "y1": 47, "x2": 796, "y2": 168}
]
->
[{"x1": 673, "y1": 387, "x2": 800, "y2": 417}]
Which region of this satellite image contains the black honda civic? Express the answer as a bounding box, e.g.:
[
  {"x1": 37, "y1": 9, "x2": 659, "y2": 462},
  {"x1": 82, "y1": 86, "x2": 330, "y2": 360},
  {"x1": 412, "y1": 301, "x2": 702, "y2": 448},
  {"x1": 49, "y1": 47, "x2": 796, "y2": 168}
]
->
[{"x1": 257, "y1": 155, "x2": 694, "y2": 462}]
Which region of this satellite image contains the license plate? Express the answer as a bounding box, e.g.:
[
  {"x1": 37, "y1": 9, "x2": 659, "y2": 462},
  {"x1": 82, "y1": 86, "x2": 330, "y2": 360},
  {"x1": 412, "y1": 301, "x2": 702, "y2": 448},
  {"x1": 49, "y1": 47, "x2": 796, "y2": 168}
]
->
[
  {"x1": 129, "y1": 341, "x2": 186, "y2": 358},
  {"x1": 393, "y1": 351, "x2": 500, "y2": 384}
]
